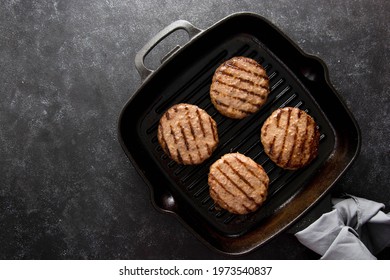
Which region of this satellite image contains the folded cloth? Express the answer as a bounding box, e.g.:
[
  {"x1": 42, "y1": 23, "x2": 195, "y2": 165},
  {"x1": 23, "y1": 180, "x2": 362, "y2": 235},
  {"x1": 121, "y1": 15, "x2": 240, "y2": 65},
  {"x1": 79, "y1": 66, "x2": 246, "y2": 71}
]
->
[{"x1": 295, "y1": 194, "x2": 390, "y2": 260}]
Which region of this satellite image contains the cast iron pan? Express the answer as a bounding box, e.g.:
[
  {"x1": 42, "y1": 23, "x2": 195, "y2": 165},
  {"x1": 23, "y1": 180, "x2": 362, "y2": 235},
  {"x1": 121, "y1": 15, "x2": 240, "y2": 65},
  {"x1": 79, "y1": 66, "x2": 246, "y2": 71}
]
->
[{"x1": 118, "y1": 12, "x2": 361, "y2": 255}]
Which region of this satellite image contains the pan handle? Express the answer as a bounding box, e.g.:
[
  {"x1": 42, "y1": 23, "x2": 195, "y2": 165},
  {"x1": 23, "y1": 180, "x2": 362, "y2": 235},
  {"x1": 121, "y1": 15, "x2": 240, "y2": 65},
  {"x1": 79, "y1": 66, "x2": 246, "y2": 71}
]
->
[{"x1": 135, "y1": 20, "x2": 202, "y2": 82}]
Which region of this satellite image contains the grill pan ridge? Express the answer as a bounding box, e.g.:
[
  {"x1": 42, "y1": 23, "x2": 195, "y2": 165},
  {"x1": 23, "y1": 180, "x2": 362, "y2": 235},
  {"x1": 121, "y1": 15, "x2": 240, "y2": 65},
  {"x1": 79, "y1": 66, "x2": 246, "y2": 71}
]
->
[{"x1": 118, "y1": 13, "x2": 361, "y2": 255}]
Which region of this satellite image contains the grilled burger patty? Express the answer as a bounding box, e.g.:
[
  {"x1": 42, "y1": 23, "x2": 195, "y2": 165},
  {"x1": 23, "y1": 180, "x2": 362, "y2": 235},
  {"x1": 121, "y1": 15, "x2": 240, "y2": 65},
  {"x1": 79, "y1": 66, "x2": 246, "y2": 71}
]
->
[
  {"x1": 158, "y1": 103, "x2": 219, "y2": 165},
  {"x1": 208, "y1": 153, "x2": 269, "y2": 215},
  {"x1": 261, "y1": 107, "x2": 320, "y2": 170},
  {"x1": 210, "y1": 56, "x2": 270, "y2": 119}
]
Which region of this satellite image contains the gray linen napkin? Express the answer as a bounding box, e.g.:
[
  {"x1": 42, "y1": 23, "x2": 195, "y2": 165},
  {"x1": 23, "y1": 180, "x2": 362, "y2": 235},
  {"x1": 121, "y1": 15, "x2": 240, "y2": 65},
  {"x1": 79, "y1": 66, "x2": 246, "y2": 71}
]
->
[{"x1": 295, "y1": 194, "x2": 390, "y2": 259}]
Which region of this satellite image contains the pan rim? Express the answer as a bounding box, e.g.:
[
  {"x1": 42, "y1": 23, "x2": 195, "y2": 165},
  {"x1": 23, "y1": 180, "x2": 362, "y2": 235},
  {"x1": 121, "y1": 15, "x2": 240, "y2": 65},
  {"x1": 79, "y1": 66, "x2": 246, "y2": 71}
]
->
[{"x1": 117, "y1": 12, "x2": 361, "y2": 255}]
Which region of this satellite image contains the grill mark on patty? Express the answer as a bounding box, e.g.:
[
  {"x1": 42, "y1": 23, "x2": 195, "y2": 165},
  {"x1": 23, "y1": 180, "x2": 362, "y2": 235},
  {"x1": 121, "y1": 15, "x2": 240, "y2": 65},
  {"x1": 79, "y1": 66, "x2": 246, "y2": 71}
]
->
[
  {"x1": 276, "y1": 108, "x2": 291, "y2": 163},
  {"x1": 215, "y1": 166, "x2": 257, "y2": 205},
  {"x1": 176, "y1": 149, "x2": 183, "y2": 164},
  {"x1": 188, "y1": 119, "x2": 196, "y2": 139},
  {"x1": 306, "y1": 120, "x2": 314, "y2": 152},
  {"x1": 233, "y1": 154, "x2": 261, "y2": 182},
  {"x1": 286, "y1": 123, "x2": 299, "y2": 166},
  {"x1": 226, "y1": 61, "x2": 268, "y2": 80},
  {"x1": 158, "y1": 123, "x2": 170, "y2": 157},
  {"x1": 211, "y1": 89, "x2": 247, "y2": 103},
  {"x1": 304, "y1": 119, "x2": 316, "y2": 164},
  {"x1": 276, "y1": 109, "x2": 282, "y2": 128},
  {"x1": 169, "y1": 125, "x2": 177, "y2": 144},
  {"x1": 215, "y1": 77, "x2": 268, "y2": 95},
  {"x1": 268, "y1": 136, "x2": 276, "y2": 156},
  {"x1": 289, "y1": 112, "x2": 306, "y2": 168},
  {"x1": 210, "y1": 79, "x2": 269, "y2": 101},
  {"x1": 185, "y1": 106, "x2": 202, "y2": 162},
  {"x1": 209, "y1": 174, "x2": 235, "y2": 211},
  {"x1": 223, "y1": 159, "x2": 255, "y2": 191},
  {"x1": 262, "y1": 123, "x2": 269, "y2": 137},
  {"x1": 209, "y1": 116, "x2": 218, "y2": 143},
  {"x1": 209, "y1": 179, "x2": 252, "y2": 213},
  {"x1": 196, "y1": 108, "x2": 206, "y2": 137},
  {"x1": 236, "y1": 57, "x2": 267, "y2": 70},
  {"x1": 196, "y1": 144, "x2": 202, "y2": 162},
  {"x1": 299, "y1": 116, "x2": 309, "y2": 167},
  {"x1": 242, "y1": 204, "x2": 252, "y2": 212},
  {"x1": 188, "y1": 153, "x2": 194, "y2": 165},
  {"x1": 210, "y1": 81, "x2": 265, "y2": 104},
  {"x1": 178, "y1": 123, "x2": 190, "y2": 151},
  {"x1": 209, "y1": 173, "x2": 236, "y2": 197},
  {"x1": 218, "y1": 70, "x2": 267, "y2": 88},
  {"x1": 211, "y1": 89, "x2": 261, "y2": 108},
  {"x1": 210, "y1": 189, "x2": 229, "y2": 211},
  {"x1": 213, "y1": 99, "x2": 254, "y2": 115},
  {"x1": 206, "y1": 143, "x2": 211, "y2": 155},
  {"x1": 184, "y1": 108, "x2": 195, "y2": 141}
]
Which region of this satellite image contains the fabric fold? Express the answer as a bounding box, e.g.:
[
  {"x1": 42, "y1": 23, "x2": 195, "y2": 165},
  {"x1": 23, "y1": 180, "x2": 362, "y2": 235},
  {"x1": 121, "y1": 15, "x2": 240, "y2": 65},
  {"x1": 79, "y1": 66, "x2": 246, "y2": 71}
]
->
[{"x1": 295, "y1": 194, "x2": 390, "y2": 260}]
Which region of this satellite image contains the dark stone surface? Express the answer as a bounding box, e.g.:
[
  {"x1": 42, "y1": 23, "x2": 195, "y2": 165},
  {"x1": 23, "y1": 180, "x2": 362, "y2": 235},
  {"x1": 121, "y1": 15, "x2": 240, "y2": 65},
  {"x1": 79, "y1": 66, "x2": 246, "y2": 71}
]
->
[{"x1": 0, "y1": 0, "x2": 389, "y2": 259}]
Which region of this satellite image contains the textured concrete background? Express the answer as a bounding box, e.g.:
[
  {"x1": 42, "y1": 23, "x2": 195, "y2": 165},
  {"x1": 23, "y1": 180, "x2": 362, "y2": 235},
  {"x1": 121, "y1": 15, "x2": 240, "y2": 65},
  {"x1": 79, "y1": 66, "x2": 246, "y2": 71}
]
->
[{"x1": 0, "y1": 0, "x2": 389, "y2": 259}]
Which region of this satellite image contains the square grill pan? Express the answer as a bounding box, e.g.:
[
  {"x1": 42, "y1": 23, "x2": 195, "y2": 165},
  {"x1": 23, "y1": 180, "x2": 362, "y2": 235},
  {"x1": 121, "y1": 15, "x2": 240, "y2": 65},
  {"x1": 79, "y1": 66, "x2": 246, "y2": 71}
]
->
[{"x1": 118, "y1": 13, "x2": 361, "y2": 255}]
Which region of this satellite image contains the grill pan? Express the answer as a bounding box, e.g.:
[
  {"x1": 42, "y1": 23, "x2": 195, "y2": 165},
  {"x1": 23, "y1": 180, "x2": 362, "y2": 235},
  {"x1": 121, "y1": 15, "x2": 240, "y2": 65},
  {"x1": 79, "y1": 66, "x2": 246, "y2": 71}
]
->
[{"x1": 118, "y1": 12, "x2": 361, "y2": 255}]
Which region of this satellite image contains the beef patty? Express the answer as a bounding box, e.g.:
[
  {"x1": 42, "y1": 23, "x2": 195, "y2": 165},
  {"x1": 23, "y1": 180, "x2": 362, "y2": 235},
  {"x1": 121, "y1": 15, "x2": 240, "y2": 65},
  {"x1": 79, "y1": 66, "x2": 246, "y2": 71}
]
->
[
  {"x1": 261, "y1": 107, "x2": 320, "y2": 170},
  {"x1": 208, "y1": 153, "x2": 269, "y2": 215},
  {"x1": 210, "y1": 56, "x2": 270, "y2": 119},
  {"x1": 158, "y1": 103, "x2": 219, "y2": 165}
]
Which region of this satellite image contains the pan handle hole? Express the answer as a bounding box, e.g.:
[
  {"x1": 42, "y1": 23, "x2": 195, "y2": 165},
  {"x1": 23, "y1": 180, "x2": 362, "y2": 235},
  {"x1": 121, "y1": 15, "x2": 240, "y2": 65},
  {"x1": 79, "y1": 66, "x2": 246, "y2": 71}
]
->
[
  {"x1": 157, "y1": 193, "x2": 177, "y2": 212},
  {"x1": 300, "y1": 66, "x2": 319, "y2": 82},
  {"x1": 144, "y1": 29, "x2": 189, "y2": 71},
  {"x1": 299, "y1": 56, "x2": 326, "y2": 82},
  {"x1": 300, "y1": 59, "x2": 325, "y2": 82}
]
